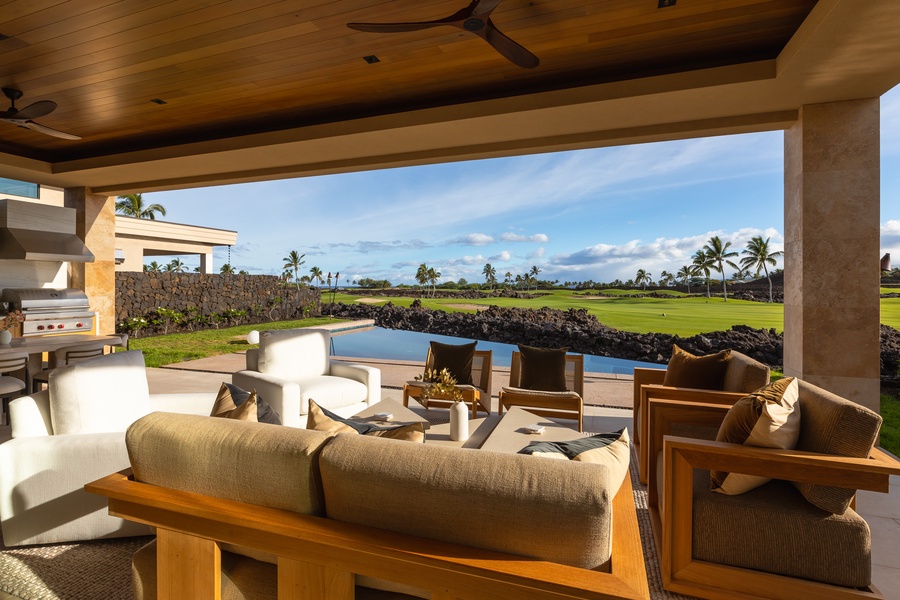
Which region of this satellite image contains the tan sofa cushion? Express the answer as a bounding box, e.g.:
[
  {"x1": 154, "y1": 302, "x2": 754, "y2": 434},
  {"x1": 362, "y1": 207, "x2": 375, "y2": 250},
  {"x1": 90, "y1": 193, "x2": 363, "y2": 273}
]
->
[
  {"x1": 794, "y1": 380, "x2": 882, "y2": 514},
  {"x1": 663, "y1": 345, "x2": 730, "y2": 390},
  {"x1": 692, "y1": 470, "x2": 871, "y2": 588},
  {"x1": 126, "y1": 412, "x2": 332, "y2": 515},
  {"x1": 721, "y1": 351, "x2": 770, "y2": 393},
  {"x1": 319, "y1": 433, "x2": 613, "y2": 572}
]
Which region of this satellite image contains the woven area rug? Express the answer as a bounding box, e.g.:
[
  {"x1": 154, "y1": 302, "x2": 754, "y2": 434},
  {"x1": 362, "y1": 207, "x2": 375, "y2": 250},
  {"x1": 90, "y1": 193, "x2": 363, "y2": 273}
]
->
[
  {"x1": 0, "y1": 530, "x2": 150, "y2": 600},
  {"x1": 625, "y1": 448, "x2": 695, "y2": 600}
]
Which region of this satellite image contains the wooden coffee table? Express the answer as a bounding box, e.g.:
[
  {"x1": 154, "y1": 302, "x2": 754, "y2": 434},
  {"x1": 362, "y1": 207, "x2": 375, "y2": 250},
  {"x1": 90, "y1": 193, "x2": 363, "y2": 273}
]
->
[
  {"x1": 479, "y1": 406, "x2": 586, "y2": 454},
  {"x1": 351, "y1": 398, "x2": 431, "y2": 430},
  {"x1": 402, "y1": 381, "x2": 490, "y2": 418}
]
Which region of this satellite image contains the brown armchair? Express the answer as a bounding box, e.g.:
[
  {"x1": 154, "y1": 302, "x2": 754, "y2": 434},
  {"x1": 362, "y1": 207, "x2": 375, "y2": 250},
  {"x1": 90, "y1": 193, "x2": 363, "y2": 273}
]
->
[
  {"x1": 403, "y1": 348, "x2": 493, "y2": 418},
  {"x1": 644, "y1": 379, "x2": 900, "y2": 600},
  {"x1": 499, "y1": 352, "x2": 585, "y2": 431},
  {"x1": 633, "y1": 350, "x2": 769, "y2": 483}
]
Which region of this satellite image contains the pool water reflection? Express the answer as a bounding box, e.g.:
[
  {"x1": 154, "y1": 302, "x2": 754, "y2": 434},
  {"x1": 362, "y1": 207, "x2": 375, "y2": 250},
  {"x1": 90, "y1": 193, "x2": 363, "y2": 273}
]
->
[{"x1": 329, "y1": 326, "x2": 664, "y2": 376}]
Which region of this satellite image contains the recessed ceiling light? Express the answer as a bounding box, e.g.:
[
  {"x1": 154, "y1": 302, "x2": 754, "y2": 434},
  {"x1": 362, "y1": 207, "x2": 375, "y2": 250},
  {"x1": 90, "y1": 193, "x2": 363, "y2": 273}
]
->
[
  {"x1": 658, "y1": 0, "x2": 676, "y2": 7},
  {"x1": 150, "y1": 98, "x2": 167, "y2": 105},
  {"x1": 362, "y1": 55, "x2": 380, "y2": 64}
]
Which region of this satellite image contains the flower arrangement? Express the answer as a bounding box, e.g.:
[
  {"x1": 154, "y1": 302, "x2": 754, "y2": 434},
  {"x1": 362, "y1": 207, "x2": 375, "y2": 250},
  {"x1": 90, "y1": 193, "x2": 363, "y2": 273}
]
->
[
  {"x1": 415, "y1": 367, "x2": 464, "y2": 402},
  {"x1": 0, "y1": 310, "x2": 24, "y2": 331}
]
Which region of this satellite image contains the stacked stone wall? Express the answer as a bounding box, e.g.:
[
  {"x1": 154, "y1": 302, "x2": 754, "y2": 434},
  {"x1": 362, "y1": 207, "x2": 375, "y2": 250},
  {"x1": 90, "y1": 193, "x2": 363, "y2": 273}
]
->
[{"x1": 115, "y1": 272, "x2": 319, "y2": 334}]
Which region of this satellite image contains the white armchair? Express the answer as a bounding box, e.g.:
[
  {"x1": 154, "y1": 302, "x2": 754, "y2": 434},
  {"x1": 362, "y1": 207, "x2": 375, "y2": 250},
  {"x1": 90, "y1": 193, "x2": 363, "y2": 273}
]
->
[
  {"x1": 0, "y1": 350, "x2": 217, "y2": 546},
  {"x1": 232, "y1": 328, "x2": 380, "y2": 428}
]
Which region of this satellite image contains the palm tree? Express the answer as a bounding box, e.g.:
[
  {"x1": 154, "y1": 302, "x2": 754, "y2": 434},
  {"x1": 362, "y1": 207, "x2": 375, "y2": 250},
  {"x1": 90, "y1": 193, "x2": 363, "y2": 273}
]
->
[
  {"x1": 115, "y1": 193, "x2": 167, "y2": 220},
  {"x1": 703, "y1": 236, "x2": 740, "y2": 301},
  {"x1": 426, "y1": 267, "x2": 441, "y2": 296},
  {"x1": 504, "y1": 271, "x2": 513, "y2": 288},
  {"x1": 144, "y1": 260, "x2": 161, "y2": 272},
  {"x1": 220, "y1": 263, "x2": 235, "y2": 274},
  {"x1": 529, "y1": 265, "x2": 541, "y2": 290},
  {"x1": 482, "y1": 263, "x2": 496, "y2": 291},
  {"x1": 634, "y1": 268, "x2": 651, "y2": 290},
  {"x1": 165, "y1": 258, "x2": 186, "y2": 272},
  {"x1": 741, "y1": 235, "x2": 784, "y2": 303},
  {"x1": 415, "y1": 263, "x2": 429, "y2": 291},
  {"x1": 677, "y1": 265, "x2": 695, "y2": 293},
  {"x1": 659, "y1": 270, "x2": 670, "y2": 287},
  {"x1": 309, "y1": 266, "x2": 324, "y2": 288},
  {"x1": 692, "y1": 250, "x2": 714, "y2": 298},
  {"x1": 282, "y1": 251, "x2": 306, "y2": 289}
]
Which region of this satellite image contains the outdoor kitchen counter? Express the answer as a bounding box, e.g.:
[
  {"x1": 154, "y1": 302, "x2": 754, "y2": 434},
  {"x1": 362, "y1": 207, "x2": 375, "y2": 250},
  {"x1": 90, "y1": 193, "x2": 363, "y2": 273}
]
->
[{"x1": 0, "y1": 334, "x2": 124, "y2": 392}]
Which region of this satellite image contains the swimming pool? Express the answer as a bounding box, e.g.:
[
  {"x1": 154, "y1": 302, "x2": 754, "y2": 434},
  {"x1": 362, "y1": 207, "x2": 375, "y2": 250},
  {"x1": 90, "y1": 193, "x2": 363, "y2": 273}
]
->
[{"x1": 329, "y1": 326, "x2": 664, "y2": 376}]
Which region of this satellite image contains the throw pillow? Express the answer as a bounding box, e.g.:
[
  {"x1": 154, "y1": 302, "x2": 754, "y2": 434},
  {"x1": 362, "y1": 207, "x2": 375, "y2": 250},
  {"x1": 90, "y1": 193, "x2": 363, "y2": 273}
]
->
[
  {"x1": 429, "y1": 340, "x2": 476, "y2": 385},
  {"x1": 517, "y1": 344, "x2": 568, "y2": 392},
  {"x1": 710, "y1": 377, "x2": 801, "y2": 495},
  {"x1": 663, "y1": 345, "x2": 731, "y2": 390},
  {"x1": 209, "y1": 382, "x2": 282, "y2": 425},
  {"x1": 518, "y1": 429, "x2": 630, "y2": 496},
  {"x1": 307, "y1": 400, "x2": 425, "y2": 443}
]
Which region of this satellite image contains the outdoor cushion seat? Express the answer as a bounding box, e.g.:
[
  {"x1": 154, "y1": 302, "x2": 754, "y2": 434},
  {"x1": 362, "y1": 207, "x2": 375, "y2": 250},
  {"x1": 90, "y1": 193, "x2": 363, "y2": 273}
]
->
[
  {"x1": 633, "y1": 348, "x2": 770, "y2": 483},
  {"x1": 294, "y1": 375, "x2": 367, "y2": 411},
  {"x1": 691, "y1": 472, "x2": 871, "y2": 588},
  {"x1": 645, "y1": 377, "x2": 900, "y2": 600},
  {"x1": 232, "y1": 328, "x2": 380, "y2": 428}
]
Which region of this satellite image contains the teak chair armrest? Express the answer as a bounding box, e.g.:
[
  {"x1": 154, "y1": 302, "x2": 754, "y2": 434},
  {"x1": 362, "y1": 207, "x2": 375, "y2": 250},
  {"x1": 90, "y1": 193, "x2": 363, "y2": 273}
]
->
[
  {"x1": 645, "y1": 399, "x2": 731, "y2": 510},
  {"x1": 659, "y1": 437, "x2": 900, "y2": 600},
  {"x1": 637, "y1": 385, "x2": 745, "y2": 483},
  {"x1": 86, "y1": 470, "x2": 650, "y2": 600}
]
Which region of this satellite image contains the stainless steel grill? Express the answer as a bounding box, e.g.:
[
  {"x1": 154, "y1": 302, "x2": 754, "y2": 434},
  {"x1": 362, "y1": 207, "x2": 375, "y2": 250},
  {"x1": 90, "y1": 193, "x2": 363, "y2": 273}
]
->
[{"x1": 1, "y1": 288, "x2": 96, "y2": 337}]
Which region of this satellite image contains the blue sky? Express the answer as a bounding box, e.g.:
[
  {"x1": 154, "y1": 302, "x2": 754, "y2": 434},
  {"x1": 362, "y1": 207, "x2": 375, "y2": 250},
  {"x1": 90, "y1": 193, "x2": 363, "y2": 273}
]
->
[{"x1": 146, "y1": 86, "x2": 900, "y2": 286}]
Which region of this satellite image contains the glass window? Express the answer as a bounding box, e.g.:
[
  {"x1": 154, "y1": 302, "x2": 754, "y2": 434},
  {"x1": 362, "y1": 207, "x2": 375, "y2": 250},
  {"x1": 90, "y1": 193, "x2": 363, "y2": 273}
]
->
[{"x1": 0, "y1": 178, "x2": 39, "y2": 199}]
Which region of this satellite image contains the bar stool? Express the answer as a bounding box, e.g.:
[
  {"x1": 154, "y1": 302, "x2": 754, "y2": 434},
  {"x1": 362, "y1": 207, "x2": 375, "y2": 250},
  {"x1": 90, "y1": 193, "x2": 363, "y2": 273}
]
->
[
  {"x1": 0, "y1": 352, "x2": 28, "y2": 426},
  {"x1": 31, "y1": 342, "x2": 108, "y2": 392}
]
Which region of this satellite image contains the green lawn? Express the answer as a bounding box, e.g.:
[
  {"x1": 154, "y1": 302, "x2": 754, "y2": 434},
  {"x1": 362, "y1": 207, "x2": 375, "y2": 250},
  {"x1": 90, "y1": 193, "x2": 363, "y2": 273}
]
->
[
  {"x1": 880, "y1": 393, "x2": 900, "y2": 457},
  {"x1": 129, "y1": 317, "x2": 345, "y2": 368},
  {"x1": 337, "y1": 290, "x2": 900, "y2": 335}
]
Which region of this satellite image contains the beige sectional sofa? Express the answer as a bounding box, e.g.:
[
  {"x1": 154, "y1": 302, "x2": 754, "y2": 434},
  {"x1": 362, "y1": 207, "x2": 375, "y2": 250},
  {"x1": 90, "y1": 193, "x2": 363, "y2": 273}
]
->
[{"x1": 89, "y1": 411, "x2": 649, "y2": 600}]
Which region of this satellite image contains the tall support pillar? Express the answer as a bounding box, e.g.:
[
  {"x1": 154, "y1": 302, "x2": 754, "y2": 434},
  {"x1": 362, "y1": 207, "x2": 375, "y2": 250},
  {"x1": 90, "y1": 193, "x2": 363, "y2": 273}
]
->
[
  {"x1": 200, "y1": 253, "x2": 214, "y2": 274},
  {"x1": 65, "y1": 188, "x2": 117, "y2": 334},
  {"x1": 783, "y1": 99, "x2": 881, "y2": 412}
]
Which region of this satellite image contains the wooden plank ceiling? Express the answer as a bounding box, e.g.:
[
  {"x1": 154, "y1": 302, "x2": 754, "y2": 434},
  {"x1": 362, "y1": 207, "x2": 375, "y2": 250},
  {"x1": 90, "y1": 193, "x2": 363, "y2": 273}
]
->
[{"x1": 0, "y1": 0, "x2": 817, "y2": 163}]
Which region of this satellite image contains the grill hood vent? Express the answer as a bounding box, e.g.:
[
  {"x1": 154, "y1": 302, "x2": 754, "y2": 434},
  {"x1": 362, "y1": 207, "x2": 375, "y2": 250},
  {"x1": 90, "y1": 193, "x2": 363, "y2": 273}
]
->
[{"x1": 0, "y1": 199, "x2": 94, "y2": 263}]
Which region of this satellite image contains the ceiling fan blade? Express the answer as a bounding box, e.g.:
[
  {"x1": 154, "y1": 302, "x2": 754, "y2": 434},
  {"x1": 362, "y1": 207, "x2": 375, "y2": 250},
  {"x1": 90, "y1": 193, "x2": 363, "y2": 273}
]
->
[
  {"x1": 14, "y1": 100, "x2": 57, "y2": 121},
  {"x1": 483, "y1": 21, "x2": 539, "y2": 68},
  {"x1": 348, "y1": 21, "x2": 448, "y2": 34},
  {"x1": 471, "y1": 0, "x2": 503, "y2": 18},
  {"x1": 23, "y1": 120, "x2": 81, "y2": 140}
]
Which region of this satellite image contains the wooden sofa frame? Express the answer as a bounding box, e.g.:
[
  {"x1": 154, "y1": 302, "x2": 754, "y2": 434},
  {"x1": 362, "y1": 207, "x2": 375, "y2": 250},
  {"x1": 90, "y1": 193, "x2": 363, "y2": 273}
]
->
[
  {"x1": 644, "y1": 397, "x2": 900, "y2": 600},
  {"x1": 87, "y1": 466, "x2": 650, "y2": 600},
  {"x1": 632, "y1": 367, "x2": 749, "y2": 484}
]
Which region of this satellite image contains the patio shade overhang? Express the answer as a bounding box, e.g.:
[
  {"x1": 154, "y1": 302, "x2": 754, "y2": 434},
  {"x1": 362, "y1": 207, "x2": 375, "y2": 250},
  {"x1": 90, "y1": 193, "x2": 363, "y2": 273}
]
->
[{"x1": 0, "y1": 0, "x2": 897, "y2": 194}]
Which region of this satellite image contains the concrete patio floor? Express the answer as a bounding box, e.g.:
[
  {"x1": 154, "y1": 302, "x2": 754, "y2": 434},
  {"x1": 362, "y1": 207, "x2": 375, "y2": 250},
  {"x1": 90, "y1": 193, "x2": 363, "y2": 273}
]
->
[{"x1": 1, "y1": 358, "x2": 897, "y2": 598}]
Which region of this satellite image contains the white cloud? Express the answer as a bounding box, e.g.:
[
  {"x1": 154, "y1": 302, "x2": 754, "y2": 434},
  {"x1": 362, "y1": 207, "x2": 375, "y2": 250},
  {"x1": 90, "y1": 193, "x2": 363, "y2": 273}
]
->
[
  {"x1": 500, "y1": 232, "x2": 550, "y2": 243},
  {"x1": 883, "y1": 220, "x2": 900, "y2": 256},
  {"x1": 490, "y1": 250, "x2": 511, "y2": 261},
  {"x1": 528, "y1": 247, "x2": 546, "y2": 259},
  {"x1": 448, "y1": 233, "x2": 495, "y2": 246},
  {"x1": 547, "y1": 228, "x2": 784, "y2": 282}
]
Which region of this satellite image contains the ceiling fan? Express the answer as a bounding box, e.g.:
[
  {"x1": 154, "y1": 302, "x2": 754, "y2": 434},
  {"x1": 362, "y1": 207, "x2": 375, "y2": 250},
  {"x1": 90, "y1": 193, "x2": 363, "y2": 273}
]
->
[
  {"x1": 347, "y1": 0, "x2": 539, "y2": 69},
  {"x1": 0, "y1": 87, "x2": 81, "y2": 140}
]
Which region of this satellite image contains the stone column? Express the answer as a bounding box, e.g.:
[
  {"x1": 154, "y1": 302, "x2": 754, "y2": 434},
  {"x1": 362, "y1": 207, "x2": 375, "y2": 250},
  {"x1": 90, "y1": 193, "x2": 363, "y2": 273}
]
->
[
  {"x1": 65, "y1": 188, "x2": 116, "y2": 334},
  {"x1": 783, "y1": 99, "x2": 881, "y2": 412},
  {"x1": 200, "y1": 252, "x2": 214, "y2": 274}
]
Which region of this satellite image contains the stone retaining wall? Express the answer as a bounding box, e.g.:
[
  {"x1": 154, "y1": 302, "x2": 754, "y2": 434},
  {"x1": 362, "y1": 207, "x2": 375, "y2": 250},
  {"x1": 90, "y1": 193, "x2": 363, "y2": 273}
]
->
[{"x1": 115, "y1": 272, "x2": 319, "y2": 334}]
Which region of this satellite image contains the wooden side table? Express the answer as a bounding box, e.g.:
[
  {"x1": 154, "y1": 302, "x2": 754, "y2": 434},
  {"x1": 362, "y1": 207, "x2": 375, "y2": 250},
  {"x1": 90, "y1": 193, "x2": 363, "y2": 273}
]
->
[{"x1": 402, "y1": 382, "x2": 490, "y2": 418}]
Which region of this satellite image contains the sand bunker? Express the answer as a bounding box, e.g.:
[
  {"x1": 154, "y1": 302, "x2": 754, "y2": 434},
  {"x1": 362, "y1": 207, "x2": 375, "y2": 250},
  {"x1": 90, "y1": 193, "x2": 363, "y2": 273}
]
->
[
  {"x1": 357, "y1": 297, "x2": 390, "y2": 304},
  {"x1": 444, "y1": 303, "x2": 489, "y2": 311}
]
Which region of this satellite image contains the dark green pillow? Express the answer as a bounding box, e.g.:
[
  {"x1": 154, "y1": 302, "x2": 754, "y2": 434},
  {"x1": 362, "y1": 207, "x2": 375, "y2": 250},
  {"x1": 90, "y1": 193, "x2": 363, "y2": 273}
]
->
[
  {"x1": 430, "y1": 340, "x2": 476, "y2": 385},
  {"x1": 662, "y1": 345, "x2": 731, "y2": 390},
  {"x1": 518, "y1": 344, "x2": 568, "y2": 391}
]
